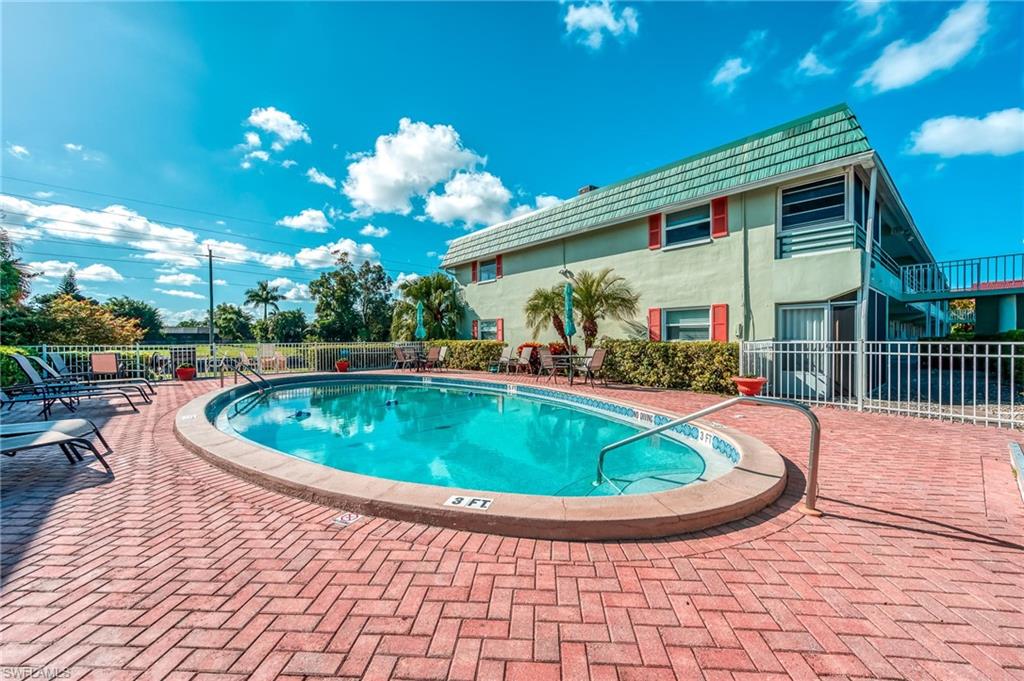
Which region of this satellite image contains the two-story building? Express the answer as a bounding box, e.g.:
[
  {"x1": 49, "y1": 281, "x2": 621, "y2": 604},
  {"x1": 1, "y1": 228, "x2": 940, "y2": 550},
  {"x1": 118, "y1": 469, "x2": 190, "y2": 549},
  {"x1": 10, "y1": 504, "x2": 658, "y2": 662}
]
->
[{"x1": 441, "y1": 104, "x2": 952, "y2": 346}]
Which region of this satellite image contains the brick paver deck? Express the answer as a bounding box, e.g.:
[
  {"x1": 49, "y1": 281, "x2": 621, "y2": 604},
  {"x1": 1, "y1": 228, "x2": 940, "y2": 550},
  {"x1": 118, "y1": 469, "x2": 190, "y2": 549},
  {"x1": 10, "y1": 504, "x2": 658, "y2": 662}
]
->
[{"x1": 2, "y1": 371, "x2": 1022, "y2": 680}]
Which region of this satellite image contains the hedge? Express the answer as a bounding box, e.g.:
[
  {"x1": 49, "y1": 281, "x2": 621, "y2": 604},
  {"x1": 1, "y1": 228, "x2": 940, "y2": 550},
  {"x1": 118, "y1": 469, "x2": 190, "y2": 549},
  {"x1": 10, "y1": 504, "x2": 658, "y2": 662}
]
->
[
  {"x1": 599, "y1": 339, "x2": 739, "y2": 394},
  {"x1": 0, "y1": 345, "x2": 36, "y2": 387},
  {"x1": 426, "y1": 340, "x2": 506, "y2": 371}
]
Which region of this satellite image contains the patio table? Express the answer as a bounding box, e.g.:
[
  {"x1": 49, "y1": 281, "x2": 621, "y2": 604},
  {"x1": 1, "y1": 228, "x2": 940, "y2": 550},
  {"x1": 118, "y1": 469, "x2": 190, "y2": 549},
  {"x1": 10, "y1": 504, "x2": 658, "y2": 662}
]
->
[{"x1": 553, "y1": 354, "x2": 589, "y2": 385}]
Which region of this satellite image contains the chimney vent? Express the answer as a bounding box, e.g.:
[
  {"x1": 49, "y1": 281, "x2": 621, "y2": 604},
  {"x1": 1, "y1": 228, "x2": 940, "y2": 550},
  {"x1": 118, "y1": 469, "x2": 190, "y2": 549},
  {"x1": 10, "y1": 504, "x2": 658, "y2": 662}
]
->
[{"x1": 577, "y1": 184, "x2": 598, "y2": 196}]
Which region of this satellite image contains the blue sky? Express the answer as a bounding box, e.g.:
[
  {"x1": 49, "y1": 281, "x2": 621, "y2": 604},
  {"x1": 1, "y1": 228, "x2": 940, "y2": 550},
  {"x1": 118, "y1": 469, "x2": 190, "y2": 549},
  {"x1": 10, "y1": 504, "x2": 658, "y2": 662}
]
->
[{"x1": 2, "y1": 1, "x2": 1022, "y2": 323}]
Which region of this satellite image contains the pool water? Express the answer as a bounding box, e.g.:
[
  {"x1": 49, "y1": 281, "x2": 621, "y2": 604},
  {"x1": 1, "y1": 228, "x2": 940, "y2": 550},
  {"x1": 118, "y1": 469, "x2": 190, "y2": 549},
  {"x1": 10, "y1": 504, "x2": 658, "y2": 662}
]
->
[{"x1": 216, "y1": 382, "x2": 710, "y2": 497}]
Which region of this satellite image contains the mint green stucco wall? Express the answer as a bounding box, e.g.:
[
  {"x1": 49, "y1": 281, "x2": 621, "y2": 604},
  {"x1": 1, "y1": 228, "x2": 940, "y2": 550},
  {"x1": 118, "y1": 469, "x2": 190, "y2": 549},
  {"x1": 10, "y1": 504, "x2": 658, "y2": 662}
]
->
[{"x1": 453, "y1": 170, "x2": 866, "y2": 343}]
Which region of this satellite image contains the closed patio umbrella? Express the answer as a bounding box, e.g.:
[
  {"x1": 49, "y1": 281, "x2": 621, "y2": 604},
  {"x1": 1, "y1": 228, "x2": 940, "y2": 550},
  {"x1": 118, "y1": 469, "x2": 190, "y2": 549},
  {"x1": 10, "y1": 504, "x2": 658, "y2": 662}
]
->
[
  {"x1": 563, "y1": 282, "x2": 576, "y2": 345},
  {"x1": 414, "y1": 300, "x2": 427, "y2": 340}
]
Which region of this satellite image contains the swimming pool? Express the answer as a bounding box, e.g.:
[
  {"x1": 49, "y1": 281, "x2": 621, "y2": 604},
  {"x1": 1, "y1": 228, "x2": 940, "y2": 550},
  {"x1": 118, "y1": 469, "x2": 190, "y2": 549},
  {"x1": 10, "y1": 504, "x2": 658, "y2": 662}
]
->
[
  {"x1": 177, "y1": 374, "x2": 786, "y2": 540},
  {"x1": 215, "y1": 381, "x2": 727, "y2": 497}
]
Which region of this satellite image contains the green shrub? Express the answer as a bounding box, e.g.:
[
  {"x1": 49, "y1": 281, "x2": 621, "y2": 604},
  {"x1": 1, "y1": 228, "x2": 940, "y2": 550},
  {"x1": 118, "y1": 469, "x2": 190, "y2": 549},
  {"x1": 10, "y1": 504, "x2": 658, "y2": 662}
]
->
[
  {"x1": 599, "y1": 339, "x2": 739, "y2": 394},
  {"x1": 426, "y1": 340, "x2": 505, "y2": 370},
  {"x1": 0, "y1": 345, "x2": 36, "y2": 387}
]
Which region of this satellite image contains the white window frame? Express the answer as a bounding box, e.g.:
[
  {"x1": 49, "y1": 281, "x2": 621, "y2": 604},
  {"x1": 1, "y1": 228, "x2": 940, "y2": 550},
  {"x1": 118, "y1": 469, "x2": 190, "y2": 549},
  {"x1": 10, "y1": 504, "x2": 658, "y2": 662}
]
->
[
  {"x1": 478, "y1": 258, "x2": 498, "y2": 283},
  {"x1": 662, "y1": 306, "x2": 711, "y2": 342},
  {"x1": 776, "y1": 173, "x2": 849, "y2": 236},
  {"x1": 662, "y1": 203, "x2": 712, "y2": 250},
  {"x1": 478, "y1": 319, "x2": 498, "y2": 340}
]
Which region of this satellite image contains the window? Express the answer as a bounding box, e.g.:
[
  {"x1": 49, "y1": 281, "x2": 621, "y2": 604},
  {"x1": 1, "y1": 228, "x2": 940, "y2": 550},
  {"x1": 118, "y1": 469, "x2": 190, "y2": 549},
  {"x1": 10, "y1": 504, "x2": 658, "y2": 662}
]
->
[
  {"x1": 478, "y1": 319, "x2": 498, "y2": 340},
  {"x1": 664, "y1": 205, "x2": 711, "y2": 247},
  {"x1": 663, "y1": 307, "x2": 710, "y2": 341},
  {"x1": 780, "y1": 176, "x2": 846, "y2": 231},
  {"x1": 478, "y1": 258, "x2": 497, "y2": 282}
]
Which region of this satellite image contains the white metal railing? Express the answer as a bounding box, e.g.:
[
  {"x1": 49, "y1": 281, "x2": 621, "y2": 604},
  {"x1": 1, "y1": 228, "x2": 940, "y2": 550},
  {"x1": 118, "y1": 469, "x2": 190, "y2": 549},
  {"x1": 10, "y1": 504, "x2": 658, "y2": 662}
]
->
[
  {"x1": 901, "y1": 253, "x2": 1024, "y2": 296},
  {"x1": 741, "y1": 340, "x2": 1023, "y2": 429},
  {"x1": 16, "y1": 342, "x2": 426, "y2": 382},
  {"x1": 950, "y1": 308, "x2": 976, "y2": 324}
]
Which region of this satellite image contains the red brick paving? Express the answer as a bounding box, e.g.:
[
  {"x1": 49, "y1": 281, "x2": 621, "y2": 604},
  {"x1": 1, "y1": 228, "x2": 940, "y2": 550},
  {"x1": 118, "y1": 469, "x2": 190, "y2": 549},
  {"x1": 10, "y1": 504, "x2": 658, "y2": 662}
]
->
[{"x1": 2, "y1": 371, "x2": 1023, "y2": 680}]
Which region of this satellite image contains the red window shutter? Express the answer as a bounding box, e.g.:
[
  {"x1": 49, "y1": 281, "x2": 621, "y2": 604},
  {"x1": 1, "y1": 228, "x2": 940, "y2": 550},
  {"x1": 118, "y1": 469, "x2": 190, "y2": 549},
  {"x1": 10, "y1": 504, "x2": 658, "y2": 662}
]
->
[
  {"x1": 471, "y1": 261, "x2": 478, "y2": 283},
  {"x1": 647, "y1": 214, "x2": 662, "y2": 250},
  {"x1": 711, "y1": 304, "x2": 728, "y2": 342},
  {"x1": 711, "y1": 197, "x2": 729, "y2": 238},
  {"x1": 496, "y1": 318, "x2": 504, "y2": 341},
  {"x1": 471, "y1": 319, "x2": 479, "y2": 339},
  {"x1": 647, "y1": 308, "x2": 662, "y2": 341},
  {"x1": 495, "y1": 255, "x2": 503, "y2": 278}
]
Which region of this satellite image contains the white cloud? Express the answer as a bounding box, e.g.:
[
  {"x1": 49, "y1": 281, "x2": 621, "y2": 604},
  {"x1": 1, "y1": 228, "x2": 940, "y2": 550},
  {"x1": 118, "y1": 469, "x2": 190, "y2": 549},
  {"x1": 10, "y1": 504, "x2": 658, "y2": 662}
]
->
[
  {"x1": 156, "y1": 272, "x2": 202, "y2": 286},
  {"x1": 62, "y1": 142, "x2": 103, "y2": 162},
  {"x1": 240, "y1": 132, "x2": 261, "y2": 149},
  {"x1": 342, "y1": 118, "x2": 482, "y2": 216},
  {"x1": 281, "y1": 159, "x2": 298, "y2": 169},
  {"x1": 306, "y1": 167, "x2": 337, "y2": 189},
  {"x1": 797, "y1": 50, "x2": 836, "y2": 77},
  {"x1": 267, "y1": 277, "x2": 311, "y2": 301},
  {"x1": 712, "y1": 57, "x2": 752, "y2": 91},
  {"x1": 276, "y1": 208, "x2": 331, "y2": 233},
  {"x1": 295, "y1": 237, "x2": 380, "y2": 269},
  {"x1": 359, "y1": 224, "x2": 390, "y2": 238},
  {"x1": 240, "y1": 149, "x2": 270, "y2": 169},
  {"x1": 6, "y1": 143, "x2": 29, "y2": 159},
  {"x1": 214, "y1": 278, "x2": 227, "y2": 286},
  {"x1": 161, "y1": 308, "x2": 206, "y2": 325},
  {"x1": 155, "y1": 288, "x2": 205, "y2": 300},
  {"x1": 511, "y1": 194, "x2": 564, "y2": 218},
  {"x1": 33, "y1": 191, "x2": 55, "y2": 199},
  {"x1": 857, "y1": 1, "x2": 988, "y2": 93},
  {"x1": 201, "y1": 238, "x2": 295, "y2": 270},
  {"x1": 424, "y1": 171, "x2": 513, "y2": 228},
  {"x1": 27, "y1": 260, "x2": 77, "y2": 279},
  {"x1": 909, "y1": 108, "x2": 1024, "y2": 157},
  {"x1": 64, "y1": 143, "x2": 83, "y2": 152},
  {"x1": 78, "y1": 264, "x2": 124, "y2": 282},
  {"x1": 564, "y1": 1, "x2": 639, "y2": 50},
  {"x1": 392, "y1": 271, "x2": 421, "y2": 296},
  {"x1": 246, "y1": 106, "x2": 311, "y2": 147}
]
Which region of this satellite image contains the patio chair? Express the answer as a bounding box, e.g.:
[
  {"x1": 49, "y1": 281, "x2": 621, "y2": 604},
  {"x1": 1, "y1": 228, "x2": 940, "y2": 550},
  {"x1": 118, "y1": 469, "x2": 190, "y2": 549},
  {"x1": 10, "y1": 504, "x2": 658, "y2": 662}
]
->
[
  {"x1": 509, "y1": 347, "x2": 534, "y2": 374},
  {"x1": 435, "y1": 346, "x2": 448, "y2": 372},
  {"x1": 0, "y1": 388, "x2": 69, "y2": 419},
  {"x1": 393, "y1": 347, "x2": 417, "y2": 370},
  {"x1": 536, "y1": 347, "x2": 565, "y2": 382},
  {"x1": 1, "y1": 417, "x2": 111, "y2": 454},
  {"x1": 7, "y1": 354, "x2": 141, "y2": 414},
  {"x1": 580, "y1": 348, "x2": 608, "y2": 387},
  {"x1": 1, "y1": 426, "x2": 112, "y2": 473},
  {"x1": 422, "y1": 346, "x2": 442, "y2": 372},
  {"x1": 44, "y1": 354, "x2": 155, "y2": 395},
  {"x1": 488, "y1": 346, "x2": 513, "y2": 373},
  {"x1": 25, "y1": 356, "x2": 151, "y2": 404}
]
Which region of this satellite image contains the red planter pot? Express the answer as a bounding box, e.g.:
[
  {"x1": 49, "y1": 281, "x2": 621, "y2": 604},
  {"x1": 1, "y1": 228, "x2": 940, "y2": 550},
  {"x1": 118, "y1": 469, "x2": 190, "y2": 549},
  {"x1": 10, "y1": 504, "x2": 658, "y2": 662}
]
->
[
  {"x1": 176, "y1": 367, "x2": 196, "y2": 381},
  {"x1": 335, "y1": 360, "x2": 349, "y2": 373},
  {"x1": 733, "y1": 376, "x2": 766, "y2": 396}
]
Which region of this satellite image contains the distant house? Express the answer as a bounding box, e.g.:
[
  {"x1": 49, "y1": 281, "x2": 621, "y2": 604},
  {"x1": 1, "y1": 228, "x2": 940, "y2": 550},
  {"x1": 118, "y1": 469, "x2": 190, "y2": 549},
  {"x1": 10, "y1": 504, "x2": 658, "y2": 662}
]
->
[
  {"x1": 157, "y1": 326, "x2": 219, "y2": 344},
  {"x1": 443, "y1": 104, "x2": 1023, "y2": 344}
]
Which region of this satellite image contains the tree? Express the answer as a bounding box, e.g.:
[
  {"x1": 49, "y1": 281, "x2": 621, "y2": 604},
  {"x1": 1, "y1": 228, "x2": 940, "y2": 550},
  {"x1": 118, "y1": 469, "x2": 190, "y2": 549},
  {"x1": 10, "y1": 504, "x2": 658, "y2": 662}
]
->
[
  {"x1": 309, "y1": 253, "x2": 360, "y2": 341},
  {"x1": 176, "y1": 318, "x2": 206, "y2": 328},
  {"x1": 212, "y1": 303, "x2": 254, "y2": 341},
  {"x1": 390, "y1": 273, "x2": 464, "y2": 341},
  {"x1": 355, "y1": 261, "x2": 393, "y2": 341},
  {"x1": 244, "y1": 280, "x2": 284, "y2": 322},
  {"x1": 104, "y1": 296, "x2": 164, "y2": 342},
  {"x1": 38, "y1": 294, "x2": 143, "y2": 345},
  {"x1": 0, "y1": 229, "x2": 35, "y2": 308},
  {"x1": 270, "y1": 309, "x2": 309, "y2": 342},
  {"x1": 571, "y1": 268, "x2": 640, "y2": 349},
  {"x1": 524, "y1": 285, "x2": 569, "y2": 345},
  {"x1": 57, "y1": 268, "x2": 81, "y2": 297}
]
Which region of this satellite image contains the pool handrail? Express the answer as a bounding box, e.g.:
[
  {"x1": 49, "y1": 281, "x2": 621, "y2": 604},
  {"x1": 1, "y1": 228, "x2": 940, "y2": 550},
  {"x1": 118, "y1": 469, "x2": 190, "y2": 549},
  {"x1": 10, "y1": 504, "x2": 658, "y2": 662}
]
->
[
  {"x1": 595, "y1": 395, "x2": 822, "y2": 516},
  {"x1": 230, "y1": 358, "x2": 272, "y2": 393}
]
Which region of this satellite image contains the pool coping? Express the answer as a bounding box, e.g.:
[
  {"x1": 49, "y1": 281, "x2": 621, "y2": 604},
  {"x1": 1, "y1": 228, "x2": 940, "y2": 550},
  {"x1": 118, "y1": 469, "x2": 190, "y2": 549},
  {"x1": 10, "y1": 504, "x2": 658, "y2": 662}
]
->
[{"x1": 174, "y1": 373, "x2": 787, "y2": 540}]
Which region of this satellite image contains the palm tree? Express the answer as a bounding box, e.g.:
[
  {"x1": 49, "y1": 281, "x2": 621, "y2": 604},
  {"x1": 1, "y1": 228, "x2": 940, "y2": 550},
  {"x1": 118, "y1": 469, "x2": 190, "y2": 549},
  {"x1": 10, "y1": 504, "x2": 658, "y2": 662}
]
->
[
  {"x1": 390, "y1": 273, "x2": 464, "y2": 340},
  {"x1": 571, "y1": 268, "x2": 640, "y2": 349},
  {"x1": 524, "y1": 285, "x2": 569, "y2": 345},
  {"x1": 244, "y1": 280, "x2": 284, "y2": 322}
]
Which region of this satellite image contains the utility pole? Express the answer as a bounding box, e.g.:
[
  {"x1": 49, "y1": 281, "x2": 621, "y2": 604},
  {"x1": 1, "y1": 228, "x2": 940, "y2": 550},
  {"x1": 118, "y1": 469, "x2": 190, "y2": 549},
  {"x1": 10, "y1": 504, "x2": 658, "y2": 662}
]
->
[{"x1": 208, "y1": 247, "x2": 216, "y2": 374}]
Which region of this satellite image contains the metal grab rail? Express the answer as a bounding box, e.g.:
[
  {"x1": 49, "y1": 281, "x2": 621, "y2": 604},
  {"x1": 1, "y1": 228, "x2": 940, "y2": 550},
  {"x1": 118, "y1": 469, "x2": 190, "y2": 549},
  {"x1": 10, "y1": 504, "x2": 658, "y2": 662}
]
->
[
  {"x1": 595, "y1": 396, "x2": 823, "y2": 516},
  {"x1": 230, "y1": 359, "x2": 272, "y2": 392}
]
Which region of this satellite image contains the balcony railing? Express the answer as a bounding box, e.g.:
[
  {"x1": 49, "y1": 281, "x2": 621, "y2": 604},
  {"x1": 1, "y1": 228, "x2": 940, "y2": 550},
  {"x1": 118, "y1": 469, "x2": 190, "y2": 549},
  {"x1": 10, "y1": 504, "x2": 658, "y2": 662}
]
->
[{"x1": 901, "y1": 253, "x2": 1024, "y2": 296}]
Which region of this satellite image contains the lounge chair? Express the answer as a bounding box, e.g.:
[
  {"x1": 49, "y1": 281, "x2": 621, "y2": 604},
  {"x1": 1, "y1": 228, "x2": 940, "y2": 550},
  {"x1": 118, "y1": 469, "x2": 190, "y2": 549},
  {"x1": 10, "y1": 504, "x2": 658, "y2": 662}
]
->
[
  {"x1": 436, "y1": 346, "x2": 448, "y2": 371},
  {"x1": 7, "y1": 355, "x2": 142, "y2": 414},
  {"x1": 32, "y1": 356, "x2": 154, "y2": 400},
  {"x1": 422, "y1": 346, "x2": 442, "y2": 372},
  {"x1": 488, "y1": 346, "x2": 513, "y2": 373},
  {"x1": 1, "y1": 426, "x2": 112, "y2": 473},
  {"x1": 87, "y1": 353, "x2": 156, "y2": 393},
  {"x1": 1, "y1": 418, "x2": 112, "y2": 454},
  {"x1": 509, "y1": 347, "x2": 534, "y2": 374},
  {"x1": 0, "y1": 388, "x2": 69, "y2": 419},
  {"x1": 580, "y1": 348, "x2": 608, "y2": 387}
]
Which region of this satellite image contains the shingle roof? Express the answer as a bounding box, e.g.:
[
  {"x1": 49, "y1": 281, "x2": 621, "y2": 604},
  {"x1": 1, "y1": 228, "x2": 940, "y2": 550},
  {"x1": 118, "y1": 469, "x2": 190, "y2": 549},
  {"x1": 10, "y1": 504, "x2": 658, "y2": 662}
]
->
[{"x1": 442, "y1": 103, "x2": 872, "y2": 267}]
